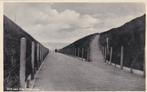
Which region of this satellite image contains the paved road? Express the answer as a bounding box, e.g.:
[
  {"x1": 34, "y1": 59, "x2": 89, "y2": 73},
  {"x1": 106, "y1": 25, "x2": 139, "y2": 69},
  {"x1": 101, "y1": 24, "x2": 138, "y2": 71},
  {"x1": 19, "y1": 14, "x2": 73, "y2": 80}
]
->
[{"x1": 33, "y1": 35, "x2": 145, "y2": 91}]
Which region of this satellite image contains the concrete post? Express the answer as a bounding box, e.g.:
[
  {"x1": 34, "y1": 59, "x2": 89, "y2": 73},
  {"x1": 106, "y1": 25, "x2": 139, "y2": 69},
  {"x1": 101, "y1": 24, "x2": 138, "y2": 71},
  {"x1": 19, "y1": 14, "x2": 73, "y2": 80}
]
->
[
  {"x1": 120, "y1": 46, "x2": 124, "y2": 70},
  {"x1": 19, "y1": 37, "x2": 26, "y2": 88},
  {"x1": 31, "y1": 41, "x2": 35, "y2": 79},
  {"x1": 109, "y1": 47, "x2": 113, "y2": 64}
]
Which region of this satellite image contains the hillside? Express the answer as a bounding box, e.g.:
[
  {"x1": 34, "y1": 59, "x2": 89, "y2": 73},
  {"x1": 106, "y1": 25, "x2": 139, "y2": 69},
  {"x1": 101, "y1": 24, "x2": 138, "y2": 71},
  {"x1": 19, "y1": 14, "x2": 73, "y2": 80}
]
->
[
  {"x1": 59, "y1": 14, "x2": 145, "y2": 71},
  {"x1": 59, "y1": 33, "x2": 99, "y2": 61},
  {"x1": 4, "y1": 16, "x2": 49, "y2": 89},
  {"x1": 99, "y1": 14, "x2": 145, "y2": 70}
]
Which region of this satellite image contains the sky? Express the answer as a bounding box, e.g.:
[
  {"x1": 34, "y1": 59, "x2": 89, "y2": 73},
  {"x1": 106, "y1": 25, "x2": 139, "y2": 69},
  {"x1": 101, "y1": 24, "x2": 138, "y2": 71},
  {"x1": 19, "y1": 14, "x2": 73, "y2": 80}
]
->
[{"x1": 4, "y1": 3, "x2": 145, "y2": 49}]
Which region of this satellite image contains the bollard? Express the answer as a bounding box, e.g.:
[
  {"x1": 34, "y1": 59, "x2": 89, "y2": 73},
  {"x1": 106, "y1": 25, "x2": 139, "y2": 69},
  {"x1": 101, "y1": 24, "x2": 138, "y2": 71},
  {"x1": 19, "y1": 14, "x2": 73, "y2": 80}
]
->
[
  {"x1": 120, "y1": 46, "x2": 124, "y2": 70},
  {"x1": 109, "y1": 47, "x2": 113, "y2": 64},
  {"x1": 19, "y1": 37, "x2": 26, "y2": 88},
  {"x1": 31, "y1": 41, "x2": 35, "y2": 79}
]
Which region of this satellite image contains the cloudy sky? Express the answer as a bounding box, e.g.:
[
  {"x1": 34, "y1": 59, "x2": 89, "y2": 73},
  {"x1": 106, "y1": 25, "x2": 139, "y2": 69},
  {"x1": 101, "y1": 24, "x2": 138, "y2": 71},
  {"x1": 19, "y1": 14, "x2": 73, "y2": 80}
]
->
[{"x1": 4, "y1": 3, "x2": 145, "y2": 49}]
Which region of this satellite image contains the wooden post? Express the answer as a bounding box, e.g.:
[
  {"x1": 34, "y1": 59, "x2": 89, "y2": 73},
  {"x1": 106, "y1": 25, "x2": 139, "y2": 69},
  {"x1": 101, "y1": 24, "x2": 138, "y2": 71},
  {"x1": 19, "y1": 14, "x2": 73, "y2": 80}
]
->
[
  {"x1": 120, "y1": 46, "x2": 124, "y2": 70},
  {"x1": 19, "y1": 37, "x2": 26, "y2": 88},
  {"x1": 31, "y1": 41, "x2": 35, "y2": 79},
  {"x1": 109, "y1": 47, "x2": 113, "y2": 65}
]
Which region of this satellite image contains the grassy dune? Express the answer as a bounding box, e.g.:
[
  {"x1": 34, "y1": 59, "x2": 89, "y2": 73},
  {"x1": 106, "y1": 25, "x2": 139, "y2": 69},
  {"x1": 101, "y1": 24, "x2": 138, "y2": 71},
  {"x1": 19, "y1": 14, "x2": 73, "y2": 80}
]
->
[
  {"x1": 4, "y1": 16, "x2": 49, "y2": 89},
  {"x1": 59, "y1": 33, "x2": 98, "y2": 61},
  {"x1": 99, "y1": 14, "x2": 145, "y2": 70}
]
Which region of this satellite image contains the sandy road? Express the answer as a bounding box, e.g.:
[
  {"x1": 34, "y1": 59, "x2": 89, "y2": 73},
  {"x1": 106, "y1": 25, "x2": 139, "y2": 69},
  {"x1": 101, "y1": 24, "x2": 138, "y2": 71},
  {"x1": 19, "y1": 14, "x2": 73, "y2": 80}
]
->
[{"x1": 33, "y1": 35, "x2": 145, "y2": 91}]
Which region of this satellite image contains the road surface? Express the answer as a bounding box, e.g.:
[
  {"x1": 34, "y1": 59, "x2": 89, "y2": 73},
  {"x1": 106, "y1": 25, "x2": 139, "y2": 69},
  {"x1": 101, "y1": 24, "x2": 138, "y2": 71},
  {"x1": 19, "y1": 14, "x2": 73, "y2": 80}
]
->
[{"x1": 33, "y1": 35, "x2": 145, "y2": 91}]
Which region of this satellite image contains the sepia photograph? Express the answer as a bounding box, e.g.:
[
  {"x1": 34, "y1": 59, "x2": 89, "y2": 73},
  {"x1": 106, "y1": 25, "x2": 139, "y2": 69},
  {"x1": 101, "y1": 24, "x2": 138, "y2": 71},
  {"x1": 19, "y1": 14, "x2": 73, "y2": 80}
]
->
[{"x1": 3, "y1": 1, "x2": 145, "y2": 91}]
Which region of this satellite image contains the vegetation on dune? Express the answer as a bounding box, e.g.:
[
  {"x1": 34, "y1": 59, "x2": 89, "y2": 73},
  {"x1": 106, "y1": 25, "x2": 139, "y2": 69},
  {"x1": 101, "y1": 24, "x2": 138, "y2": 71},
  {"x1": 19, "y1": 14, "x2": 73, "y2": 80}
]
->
[
  {"x1": 99, "y1": 14, "x2": 145, "y2": 70},
  {"x1": 59, "y1": 33, "x2": 98, "y2": 61},
  {"x1": 4, "y1": 16, "x2": 49, "y2": 90}
]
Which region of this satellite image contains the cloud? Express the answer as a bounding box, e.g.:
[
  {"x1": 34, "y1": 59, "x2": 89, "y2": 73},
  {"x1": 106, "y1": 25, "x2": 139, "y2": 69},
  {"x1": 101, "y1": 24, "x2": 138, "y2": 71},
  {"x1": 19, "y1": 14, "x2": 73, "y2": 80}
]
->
[
  {"x1": 4, "y1": 3, "x2": 99, "y2": 44},
  {"x1": 4, "y1": 3, "x2": 145, "y2": 49}
]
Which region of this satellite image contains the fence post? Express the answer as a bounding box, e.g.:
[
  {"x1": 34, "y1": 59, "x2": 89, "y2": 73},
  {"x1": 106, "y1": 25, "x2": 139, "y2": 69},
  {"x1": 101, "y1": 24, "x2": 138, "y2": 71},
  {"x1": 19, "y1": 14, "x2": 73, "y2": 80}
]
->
[
  {"x1": 43, "y1": 48, "x2": 45, "y2": 60},
  {"x1": 120, "y1": 46, "x2": 124, "y2": 70},
  {"x1": 109, "y1": 47, "x2": 113, "y2": 64},
  {"x1": 37, "y1": 43, "x2": 39, "y2": 70},
  {"x1": 75, "y1": 48, "x2": 76, "y2": 56},
  {"x1": 39, "y1": 44, "x2": 41, "y2": 64},
  {"x1": 104, "y1": 46, "x2": 107, "y2": 62},
  {"x1": 106, "y1": 37, "x2": 109, "y2": 55},
  {"x1": 19, "y1": 37, "x2": 26, "y2": 88},
  {"x1": 87, "y1": 48, "x2": 90, "y2": 61},
  {"x1": 130, "y1": 63, "x2": 133, "y2": 73},
  {"x1": 103, "y1": 46, "x2": 105, "y2": 58},
  {"x1": 82, "y1": 48, "x2": 84, "y2": 59},
  {"x1": 143, "y1": 60, "x2": 145, "y2": 77},
  {"x1": 41, "y1": 45, "x2": 43, "y2": 62},
  {"x1": 31, "y1": 41, "x2": 35, "y2": 79},
  {"x1": 42, "y1": 47, "x2": 43, "y2": 61},
  {"x1": 103, "y1": 47, "x2": 104, "y2": 56},
  {"x1": 77, "y1": 48, "x2": 79, "y2": 57}
]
